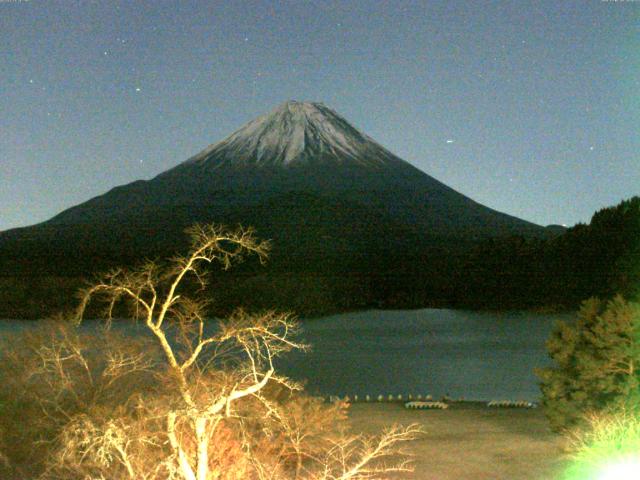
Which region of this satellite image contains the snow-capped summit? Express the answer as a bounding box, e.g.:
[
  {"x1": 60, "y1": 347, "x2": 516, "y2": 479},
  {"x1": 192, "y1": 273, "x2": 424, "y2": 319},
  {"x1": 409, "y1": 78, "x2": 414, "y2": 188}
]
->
[{"x1": 181, "y1": 100, "x2": 400, "y2": 169}]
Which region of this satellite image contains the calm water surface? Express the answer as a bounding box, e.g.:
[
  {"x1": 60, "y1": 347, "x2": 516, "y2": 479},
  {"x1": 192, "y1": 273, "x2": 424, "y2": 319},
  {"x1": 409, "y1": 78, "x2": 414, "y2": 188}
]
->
[
  {"x1": 277, "y1": 309, "x2": 571, "y2": 402},
  {"x1": 0, "y1": 309, "x2": 571, "y2": 402}
]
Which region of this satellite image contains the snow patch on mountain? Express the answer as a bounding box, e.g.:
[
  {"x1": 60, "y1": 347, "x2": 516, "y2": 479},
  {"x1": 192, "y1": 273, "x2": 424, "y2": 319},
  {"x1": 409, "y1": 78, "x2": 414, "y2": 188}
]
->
[{"x1": 184, "y1": 101, "x2": 401, "y2": 169}]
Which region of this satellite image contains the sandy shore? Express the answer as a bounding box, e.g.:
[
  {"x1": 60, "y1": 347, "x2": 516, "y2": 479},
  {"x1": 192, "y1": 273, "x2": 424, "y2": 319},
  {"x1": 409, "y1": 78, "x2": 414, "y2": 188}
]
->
[{"x1": 347, "y1": 402, "x2": 569, "y2": 480}]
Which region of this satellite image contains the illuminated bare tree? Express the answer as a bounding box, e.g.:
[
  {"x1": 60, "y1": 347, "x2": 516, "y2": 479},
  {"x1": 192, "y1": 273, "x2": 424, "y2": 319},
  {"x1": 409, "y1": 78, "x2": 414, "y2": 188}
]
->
[
  {"x1": 72, "y1": 225, "x2": 295, "y2": 479},
  {"x1": 1, "y1": 224, "x2": 420, "y2": 479},
  {"x1": 0, "y1": 318, "x2": 158, "y2": 479}
]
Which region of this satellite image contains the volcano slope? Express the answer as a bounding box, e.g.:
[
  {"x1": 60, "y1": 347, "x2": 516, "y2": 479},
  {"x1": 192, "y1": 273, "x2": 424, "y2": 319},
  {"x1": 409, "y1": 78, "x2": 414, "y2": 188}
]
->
[{"x1": 0, "y1": 101, "x2": 545, "y2": 316}]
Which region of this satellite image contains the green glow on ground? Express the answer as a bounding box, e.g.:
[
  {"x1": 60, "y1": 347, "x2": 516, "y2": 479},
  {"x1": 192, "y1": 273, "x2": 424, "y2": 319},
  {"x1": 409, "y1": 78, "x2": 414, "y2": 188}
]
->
[
  {"x1": 563, "y1": 454, "x2": 640, "y2": 480},
  {"x1": 596, "y1": 456, "x2": 640, "y2": 480},
  {"x1": 561, "y1": 408, "x2": 640, "y2": 480}
]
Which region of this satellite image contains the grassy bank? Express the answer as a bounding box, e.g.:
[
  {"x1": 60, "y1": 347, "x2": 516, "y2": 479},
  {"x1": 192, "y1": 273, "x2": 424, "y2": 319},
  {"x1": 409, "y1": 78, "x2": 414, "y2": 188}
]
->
[{"x1": 347, "y1": 402, "x2": 569, "y2": 479}]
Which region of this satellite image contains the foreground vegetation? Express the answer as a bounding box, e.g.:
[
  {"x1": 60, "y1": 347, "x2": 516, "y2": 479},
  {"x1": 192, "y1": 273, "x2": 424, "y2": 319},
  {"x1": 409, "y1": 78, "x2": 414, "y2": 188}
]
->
[
  {"x1": 537, "y1": 296, "x2": 640, "y2": 431},
  {"x1": 0, "y1": 224, "x2": 420, "y2": 479},
  {"x1": 538, "y1": 293, "x2": 640, "y2": 479}
]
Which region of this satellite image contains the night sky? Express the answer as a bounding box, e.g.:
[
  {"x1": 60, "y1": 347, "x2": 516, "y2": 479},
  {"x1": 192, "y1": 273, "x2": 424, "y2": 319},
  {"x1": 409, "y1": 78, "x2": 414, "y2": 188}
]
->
[{"x1": 1, "y1": 0, "x2": 638, "y2": 232}]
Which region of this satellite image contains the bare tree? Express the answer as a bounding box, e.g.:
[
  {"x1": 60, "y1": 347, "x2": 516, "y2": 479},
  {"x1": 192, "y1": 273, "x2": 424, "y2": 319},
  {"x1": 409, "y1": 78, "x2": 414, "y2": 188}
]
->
[
  {"x1": 2, "y1": 224, "x2": 421, "y2": 479},
  {"x1": 0, "y1": 318, "x2": 158, "y2": 479}
]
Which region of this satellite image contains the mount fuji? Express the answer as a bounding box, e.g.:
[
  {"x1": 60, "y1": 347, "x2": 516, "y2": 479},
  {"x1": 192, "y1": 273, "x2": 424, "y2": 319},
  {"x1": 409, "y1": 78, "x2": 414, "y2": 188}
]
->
[
  {"x1": 0, "y1": 101, "x2": 547, "y2": 314},
  {"x1": 42, "y1": 101, "x2": 541, "y2": 234}
]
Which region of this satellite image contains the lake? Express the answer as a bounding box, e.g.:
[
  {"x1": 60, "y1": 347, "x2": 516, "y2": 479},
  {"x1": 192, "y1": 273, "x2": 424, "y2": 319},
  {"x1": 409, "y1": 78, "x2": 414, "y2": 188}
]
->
[
  {"x1": 0, "y1": 309, "x2": 571, "y2": 402},
  {"x1": 276, "y1": 309, "x2": 571, "y2": 402}
]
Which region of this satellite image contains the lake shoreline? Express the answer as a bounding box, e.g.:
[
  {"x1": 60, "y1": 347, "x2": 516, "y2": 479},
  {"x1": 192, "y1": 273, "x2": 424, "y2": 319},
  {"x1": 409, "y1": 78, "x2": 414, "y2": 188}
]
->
[{"x1": 0, "y1": 302, "x2": 575, "y2": 321}]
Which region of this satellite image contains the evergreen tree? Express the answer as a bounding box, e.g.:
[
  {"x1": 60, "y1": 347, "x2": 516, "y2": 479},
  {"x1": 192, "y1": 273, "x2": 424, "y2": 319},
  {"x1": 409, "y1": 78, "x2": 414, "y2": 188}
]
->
[{"x1": 537, "y1": 295, "x2": 640, "y2": 431}]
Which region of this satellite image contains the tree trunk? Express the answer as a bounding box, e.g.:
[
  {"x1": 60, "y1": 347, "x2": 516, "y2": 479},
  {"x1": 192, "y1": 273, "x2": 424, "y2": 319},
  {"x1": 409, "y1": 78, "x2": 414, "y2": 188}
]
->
[
  {"x1": 195, "y1": 417, "x2": 209, "y2": 480},
  {"x1": 167, "y1": 412, "x2": 197, "y2": 480}
]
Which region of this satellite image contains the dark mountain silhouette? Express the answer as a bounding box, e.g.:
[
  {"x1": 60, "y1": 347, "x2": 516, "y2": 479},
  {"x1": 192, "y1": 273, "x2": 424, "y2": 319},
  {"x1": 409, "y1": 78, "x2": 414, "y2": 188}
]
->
[{"x1": 0, "y1": 101, "x2": 550, "y2": 315}]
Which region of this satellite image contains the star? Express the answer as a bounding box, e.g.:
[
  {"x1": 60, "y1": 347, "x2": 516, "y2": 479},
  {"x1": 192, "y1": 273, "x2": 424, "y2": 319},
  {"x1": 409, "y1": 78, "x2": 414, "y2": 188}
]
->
[
  {"x1": 446, "y1": 139, "x2": 454, "y2": 144},
  {"x1": 589, "y1": 146, "x2": 595, "y2": 151},
  {"x1": 135, "y1": 87, "x2": 141, "y2": 92}
]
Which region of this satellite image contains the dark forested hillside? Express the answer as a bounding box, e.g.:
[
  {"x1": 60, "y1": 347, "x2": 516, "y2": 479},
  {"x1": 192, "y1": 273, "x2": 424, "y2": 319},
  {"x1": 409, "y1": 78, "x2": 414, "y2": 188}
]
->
[{"x1": 456, "y1": 196, "x2": 640, "y2": 309}]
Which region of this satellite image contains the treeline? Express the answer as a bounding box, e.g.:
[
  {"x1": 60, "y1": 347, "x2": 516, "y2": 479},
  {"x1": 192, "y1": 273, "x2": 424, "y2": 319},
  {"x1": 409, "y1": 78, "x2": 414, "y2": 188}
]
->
[
  {"x1": 204, "y1": 197, "x2": 639, "y2": 314},
  {"x1": 0, "y1": 197, "x2": 637, "y2": 319},
  {"x1": 455, "y1": 196, "x2": 640, "y2": 309}
]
